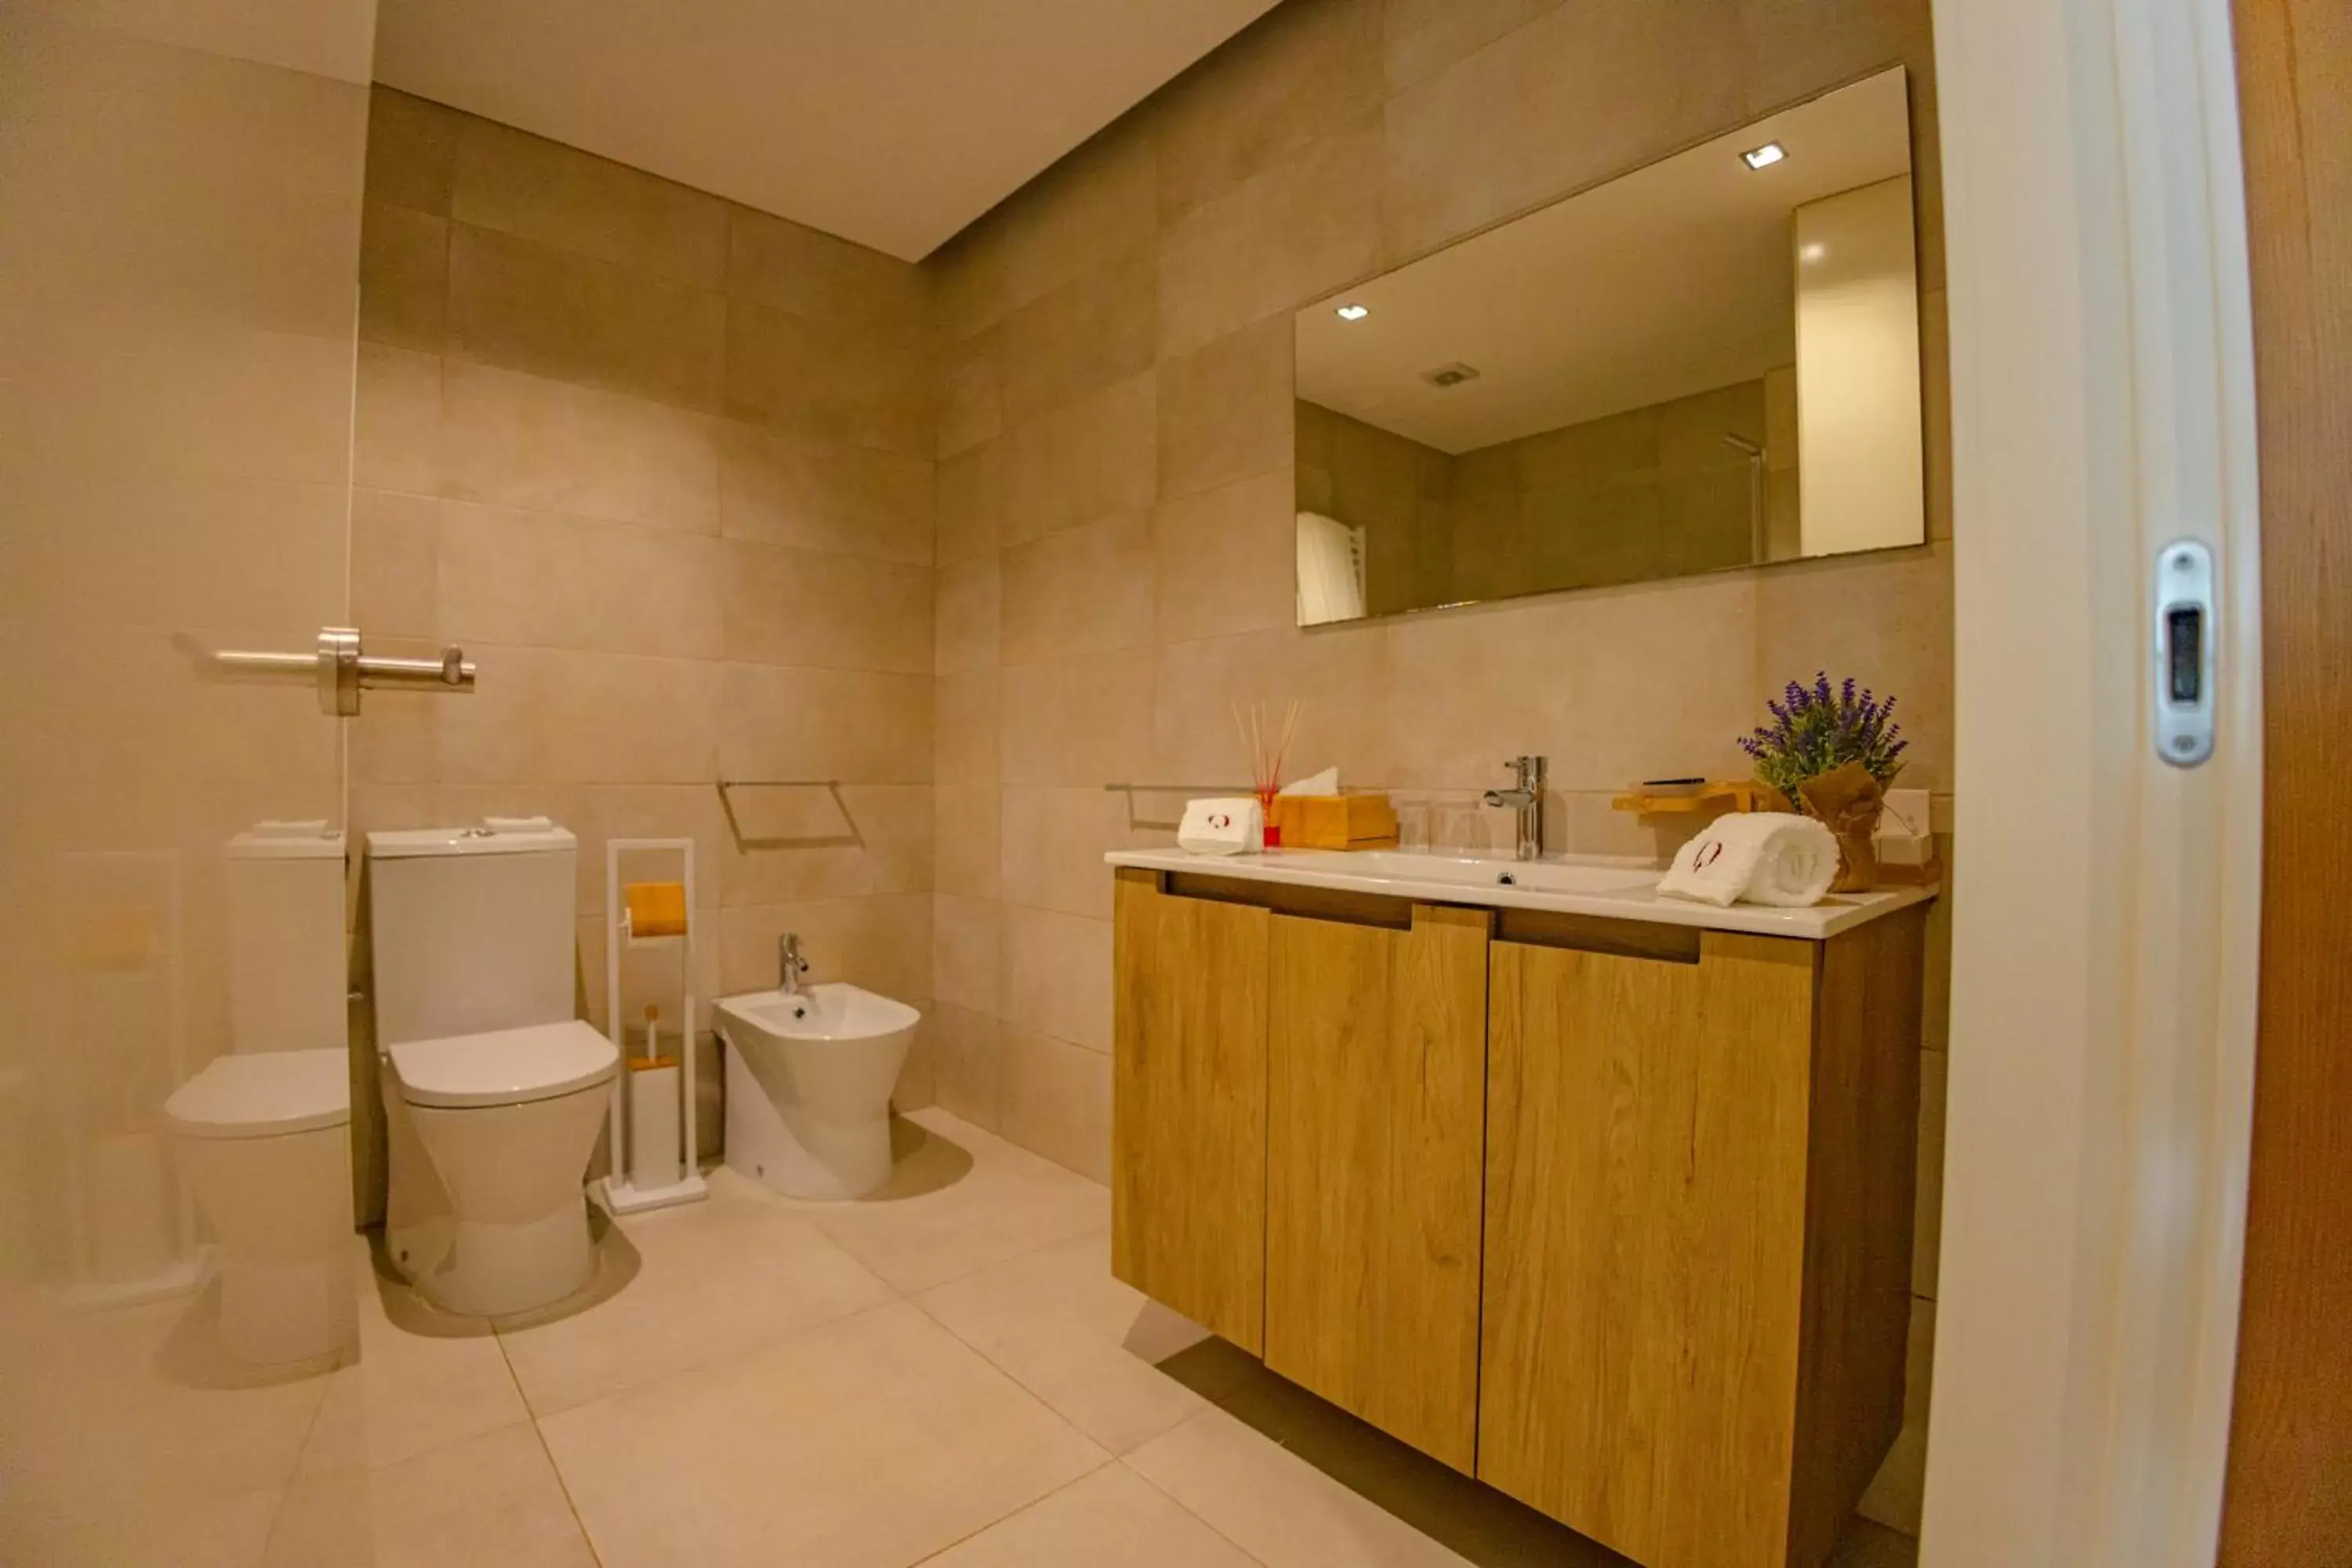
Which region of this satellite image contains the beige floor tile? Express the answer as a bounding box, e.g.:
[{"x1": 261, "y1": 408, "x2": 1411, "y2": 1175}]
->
[
  {"x1": 15, "y1": 1484, "x2": 282, "y2": 1568},
  {"x1": 1126, "y1": 1408, "x2": 1475, "y2": 1568},
  {"x1": 494, "y1": 1179, "x2": 897, "y2": 1416},
  {"x1": 770, "y1": 1109, "x2": 1109, "y2": 1294},
  {"x1": 0, "y1": 1290, "x2": 333, "y2": 1532},
  {"x1": 296, "y1": 1258, "x2": 528, "y2": 1475},
  {"x1": 262, "y1": 1422, "x2": 595, "y2": 1568},
  {"x1": 916, "y1": 1229, "x2": 1210, "y2": 1455},
  {"x1": 921, "y1": 1463, "x2": 1254, "y2": 1567},
  {"x1": 540, "y1": 1301, "x2": 1107, "y2": 1568}
]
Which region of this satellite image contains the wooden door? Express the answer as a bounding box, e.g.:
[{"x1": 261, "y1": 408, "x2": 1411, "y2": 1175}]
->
[
  {"x1": 1110, "y1": 869, "x2": 1271, "y2": 1352},
  {"x1": 1263, "y1": 902, "x2": 1491, "y2": 1472},
  {"x1": 2221, "y1": 0, "x2": 2352, "y2": 1558},
  {"x1": 1479, "y1": 930, "x2": 1817, "y2": 1568}
]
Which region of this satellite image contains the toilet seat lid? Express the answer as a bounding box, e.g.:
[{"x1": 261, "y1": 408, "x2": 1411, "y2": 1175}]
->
[
  {"x1": 166, "y1": 1048, "x2": 351, "y2": 1139},
  {"x1": 389, "y1": 1020, "x2": 618, "y2": 1109}
]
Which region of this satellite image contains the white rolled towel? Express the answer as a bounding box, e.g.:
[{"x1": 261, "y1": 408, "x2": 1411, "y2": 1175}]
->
[{"x1": 1656, "y1": 812, "x2": 1838, "y2": 909}]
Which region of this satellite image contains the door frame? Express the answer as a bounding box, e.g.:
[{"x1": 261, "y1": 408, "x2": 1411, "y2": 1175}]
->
[{"x1": 1922, "y1": 0, "x2": 2263, "y2": 1564}]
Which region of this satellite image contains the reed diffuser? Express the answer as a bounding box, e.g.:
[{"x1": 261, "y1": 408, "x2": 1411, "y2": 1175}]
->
[{"x1": 1232, "y1": 699, "x2": 1301, "y2": 850}]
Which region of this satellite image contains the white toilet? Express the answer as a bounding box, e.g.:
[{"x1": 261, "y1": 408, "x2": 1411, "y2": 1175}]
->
[
  {"x1": 367, "y1": 823, "x2": 617, "y2": 1317},
  {"x1": 164, "y1": 825, "x2": 354, "y2": 1365}
]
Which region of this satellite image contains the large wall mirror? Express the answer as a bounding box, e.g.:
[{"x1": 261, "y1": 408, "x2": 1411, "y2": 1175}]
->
[{"x1": 1295, "y1": 67, "x2": 1930, "y2": 626}]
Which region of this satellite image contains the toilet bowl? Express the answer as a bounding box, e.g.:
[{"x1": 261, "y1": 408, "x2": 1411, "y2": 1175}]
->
[
  {"x1": 381, "y1": 1020, "x2": 617, "y2": 1317},
  {"x1": 717, "y1": 984, "x2": 919, "y2": 1200},
  {"x1": 164, "y1": 1047, "x2": 354, "y2": 1363}
]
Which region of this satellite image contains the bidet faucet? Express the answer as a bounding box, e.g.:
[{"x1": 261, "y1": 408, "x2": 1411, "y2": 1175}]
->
[
  {"x1": 1483, "y1": 755, "x2": 1548, "y2": 862},
  {"x1": 778, "y1": 931, "x2": 810, "y2": 996}
]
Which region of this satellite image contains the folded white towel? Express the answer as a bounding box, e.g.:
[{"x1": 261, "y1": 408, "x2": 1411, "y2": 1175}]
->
[
  {"x1": 1657, "y1": 812, "x2": 1838, "y2": 909},
  {"x1": 1178, "y1": 797, "x2": 1264, "y2": 856}
]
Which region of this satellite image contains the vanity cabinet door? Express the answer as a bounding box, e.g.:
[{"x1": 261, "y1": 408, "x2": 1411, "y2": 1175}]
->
[
  {"x1": 1110, "y1": 869, "x2": 1271, "y2": 1353},
  {"x1": 1479, "y1": 931, "x2": 1817, "y2": 1568},
  {"x1": 1264, "y1": 903, "x2": 1491, "y2": 1473}
]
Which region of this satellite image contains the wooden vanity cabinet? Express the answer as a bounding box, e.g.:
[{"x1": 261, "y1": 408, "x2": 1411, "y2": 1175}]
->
[
  {"x1": 1109, "y1": 867, "x2": 1271, "y2": 1352},
  {"x1": 1479, "y1": 909, "x2": 1929, "y2": 1568},
  {"x1": 1264, "y1": 902, "x2": 1492, "y2": 1473},
  {"x1": 1109, "y1": 864, "x2": 1928, "y2": 1568}
]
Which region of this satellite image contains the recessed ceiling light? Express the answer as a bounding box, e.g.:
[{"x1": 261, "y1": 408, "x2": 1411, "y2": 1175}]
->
[
  {"x1": 1335, "y1": 303, "x2": 1370, "y2": 321},
  {"x1": 1741, "y1": 142, "x2": 1787, "y2": 170},
  {"x1": 1799, "y1": 241, "x2": 1827, "y2": 263}
]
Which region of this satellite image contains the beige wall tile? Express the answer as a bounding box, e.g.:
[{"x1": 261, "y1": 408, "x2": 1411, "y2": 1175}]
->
[
  {"x1": 997, "y1": 241, "x2": 1159, "y2": 429},
  {"x1": 720, "y1": 663, "x2": 932, "y2": 784},
  {"x1": 1156, "y1": 0, "x2": 1385, "y2": 220},
  {"x1": 1154, "y1": 471, "x2": 1296, "y2": 644},
  {"x1": 716, "y1": 893, "x2": 931, "y2": 1001},
  {"x1": 718, "y1": 420, "x2": 931, "y2": 565},
  {"x1": 1922, "y1": 287, "x2": 1953, "y2": 541},
  {"x1": 437, "y1": 501, "x2": 722, "y2": 660},
  {"x1": 1752, "y1": 543, "x2": 1953, "y2": 790},
  {"x1": 720, "y1": 541, "x2": 931, "y2": 674},
  {"x1": 935, "y1": 556, "x2": 1002, "y2": 676},
  {"x1": 999, "y1": 906, "x2": 1112, "y2": 1052},
  {"x1": 997, "y1": 788, "x2": 1131, "y2": 921},
  {"x1": 1157, "y1": 314, "x2": 1294, "y2": 501},
  {"x1": 996, "y1": 1025, "x2": 1112, "y2": 1183},
  {"x1": 452, "y1": 115, "x2": 728, "y2": 289},
  {"x1": 935, "y1": 787, "x2": 1001, "y2": 902},
  {"x1": 998, "y1": 652, "x2": 1154, "y2": 788},
  {"x1": 724, "y1": 298, "x2": 931, "y2": 456},
  {"x1": 719, "y1": 784, "x2": 932, "y2": 906},
  {"x1": 930, "y1": 1002, "x2": 1004, "y2": 1131},
  {"x1": 1003, "y1": 372, "x2": 1156, "y2": 545},
  {"x1": 937, "y1": 439, "x2": 1005, "y2": 564},
  {"x1": 436, "y1": 646, "x2": 722, "y2": 786},
  {"x1": 1149, "y1": 625, "x2": 1388, "y2": 789},
  {"x1": 1380, "y1": 0, "x2": 1745, "y2": 263},
  {"x1": 447, "y1": 222, "x2": 725, "y2": 412},
  {"x1": 354, "y1": 341, "x2": 442, "y2": 495},
  {"x1": 726, "y1": 204, "x2": 927, "y2": 333},
  {"x1": 1735, "y1": 0, "x2": 1932, "y2": 119},
  {"x1": 933, "y1": 892, "x2": 1000, "y2": 1013},
  {"x1": 936, "y1": 327, "x2": 1004, "y2": 459},
  {"x1": 999, "y1": 513, "x2": 1156, "y2": 666},
  {"x1": 935, "y1": 669, "x2": 1001, "y2": 786},
  {"x1": 358, "y1": 200, "x2": 448, "y2": 354},
  {"x1": 1381, "y1": 0, "x2": 1564, "y2": 91},
  {"x1": 565, "y1": 784, "x2": 731, "y2": 920},
  {"x1": 440, "y1": 360, "x2": 721, "y2": 532},
  {"x1": 365, "y1": 88, "x2": 459, "y2": 217},
  {"x1": 995, "y1": 121, "x2": 1160, "y2": 321},
  {"x1": 928, "y1": 220, "x2": 1016, "y2": 350},
  {"x1": 1158, "y1": 118, "x2": 1381, "y2": 361},
  {"x1": 351, "y1": 488, "x2": 441, "y2": 638}
]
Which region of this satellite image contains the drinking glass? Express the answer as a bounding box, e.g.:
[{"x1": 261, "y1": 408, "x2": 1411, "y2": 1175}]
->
[
  {"x1": 1434, "y1": 800, "x2": 1488, "y2": 854},
  {"x1": 1395, "y1": 797, "x2": 1431, "y2": 852}
]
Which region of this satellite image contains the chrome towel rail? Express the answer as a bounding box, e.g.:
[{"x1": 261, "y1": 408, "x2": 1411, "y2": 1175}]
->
[{"x1": 211, "y1": 627, "x2": 476, "y2": 716}]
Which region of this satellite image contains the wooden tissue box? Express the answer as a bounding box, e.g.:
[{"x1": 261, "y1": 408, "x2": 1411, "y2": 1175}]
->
[{"x1": 1269, "y1": 793, "x2": 1397, "y2": 850}]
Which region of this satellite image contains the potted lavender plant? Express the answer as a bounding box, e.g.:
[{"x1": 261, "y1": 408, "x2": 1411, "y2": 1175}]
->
[{"x1": 1737, "y1": 673, "x2": 1907, "y2": 891}]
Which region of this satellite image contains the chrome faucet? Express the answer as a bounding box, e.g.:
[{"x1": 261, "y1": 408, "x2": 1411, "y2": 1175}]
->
[
  {"x1": 1483, "y1": 755, "x2": 1548, "y2": 861},
  {"x1": 777, "y1": 931, "x2": 811, "y2": 997}
]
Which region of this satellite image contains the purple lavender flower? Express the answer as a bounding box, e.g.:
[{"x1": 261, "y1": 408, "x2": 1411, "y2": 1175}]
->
[{"x1": 1738, "y1": 670, "x2": 1907, "y2": 797}]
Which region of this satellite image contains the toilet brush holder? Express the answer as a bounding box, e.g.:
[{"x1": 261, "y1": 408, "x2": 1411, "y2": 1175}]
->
[{"x1": 626, "y1": 1057, "x2": 682, "y2": 1192}]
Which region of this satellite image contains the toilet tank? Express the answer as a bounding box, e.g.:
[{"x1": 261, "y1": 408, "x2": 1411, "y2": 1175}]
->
[
  {"x1": 225, "y1": 826, "x2": 348, "y2": 1055},
  {"x1": 366, "y1": 825, "x2": 577, "y2": 1047}
]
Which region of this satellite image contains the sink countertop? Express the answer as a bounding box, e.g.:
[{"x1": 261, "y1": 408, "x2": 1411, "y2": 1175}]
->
[{"x1": 1103, "y1": 847, "x2": 1934, "y2": 940}]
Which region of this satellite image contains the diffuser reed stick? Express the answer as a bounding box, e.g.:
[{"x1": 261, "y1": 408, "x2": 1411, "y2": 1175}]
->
[{"x1": 1232, "y1": 699, "x2": 1301, "y2": 848}]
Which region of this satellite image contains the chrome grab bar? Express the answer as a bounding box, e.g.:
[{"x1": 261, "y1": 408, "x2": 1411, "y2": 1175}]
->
[{"x1": 211, "y1": 627, "x2": 477, "y2": 716}]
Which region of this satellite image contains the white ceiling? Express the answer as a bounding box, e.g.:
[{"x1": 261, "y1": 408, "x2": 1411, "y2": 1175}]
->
[
  {"x1": 371, "y1": 0, "x2": 1281, "y2": 261},
  {"x1": 1295, "y1": 68, "x2": 1915, "y2": 454}
]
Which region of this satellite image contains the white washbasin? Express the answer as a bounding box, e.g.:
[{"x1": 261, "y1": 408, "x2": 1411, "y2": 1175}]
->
[
  {"x1": 716, "y1": 982, "x2": 920, "y2": 1200},
  {"x1": 1282, "y1": 850, "x2": 1657, "y2": 897}
]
